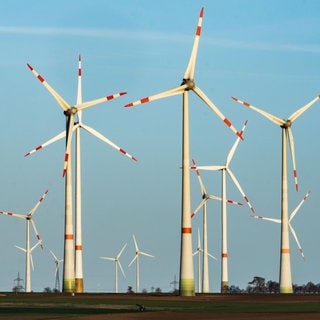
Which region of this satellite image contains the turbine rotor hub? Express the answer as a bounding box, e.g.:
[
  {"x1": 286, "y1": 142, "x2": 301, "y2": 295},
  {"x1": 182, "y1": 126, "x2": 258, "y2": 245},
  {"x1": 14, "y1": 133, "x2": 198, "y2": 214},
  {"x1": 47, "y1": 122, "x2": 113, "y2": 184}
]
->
[
  {"x1": 281, "y1": 119, "x2": 292, "y2": 128},
  {"x1": 181, "y1": 78, "x2": 195, "y2": 90}
]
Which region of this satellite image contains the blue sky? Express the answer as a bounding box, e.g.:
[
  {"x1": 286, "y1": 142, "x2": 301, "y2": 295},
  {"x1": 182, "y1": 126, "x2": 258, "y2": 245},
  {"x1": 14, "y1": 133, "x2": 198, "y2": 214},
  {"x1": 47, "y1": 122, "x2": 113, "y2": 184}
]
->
[{"x1": 0, "y1": 0, "x2": 320, "y2": 293}]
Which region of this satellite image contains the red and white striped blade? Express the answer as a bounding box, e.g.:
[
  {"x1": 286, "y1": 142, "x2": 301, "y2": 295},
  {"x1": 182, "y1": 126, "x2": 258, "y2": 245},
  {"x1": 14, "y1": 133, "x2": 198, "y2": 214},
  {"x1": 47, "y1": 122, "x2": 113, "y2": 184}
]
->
[
  {"x1": 24, "y1": 131, "x2": 66, "y2": 157},
  {"x1": 77, "y1": 54, "x2": 82, "y2": 105},
  {"x1": 81, "y1": 123, "x2": 137, "y2": 162},
  {"x1": 29, "y1": 190, "x2": 49, "y2": 216},
  {"x1": 124, "y1": 84, "x2": 187, "y2": 108},
  {"x1": 194, "y1": 86, "x2": 243, "y2": 140},
  {"x1": 184, "y1": 7, "x2": 204, "y2": 80},
  {"x1": 226, "y1": 168, "x2": 255, "y2": 213},
  {"x1": 77, "y1": 92, "x2": 127, "y2": 111},
  {"x1": 191, "y1": 198, "x2": 207, "y2": 219},
  {"x1": 0, "y1": 211, "x2": 24, "y2": 219},
  {"x1": 226, "y1": 120, "x2": 248, "y2": 167},
  {"x1": 62, "y1": 114, "x2": 75, "y2": 177},
  {"x1": 192, "y1": 159, "x2": 207, "y2": 196},
  {"x1": 27, "y1": 64, "x2": 70, "y2": 112},
  {"x1": 31, "y1": 219, "x2": 43, "y2": 249},
  {"x1": 231, "y1": 96, "x2": 284, "y2": 126},
  {"x1": 289, "y1": 224, "x2": 305, "y2": 259},
  {"x1": 287, "y1": 127, "x2": 298, "y2": 192},
  {"x1": 289, "y1": 94, "x2": 320, "y2": 122},
  {"x1": 193, "y1": 165, "x2": 225, "y2": 171},
  {"x1": 289, "y1": 190, "x2": 311, "y2": 223},
  {"x1": 251, "y1": 215, "x2": 280, "y2": 224}
]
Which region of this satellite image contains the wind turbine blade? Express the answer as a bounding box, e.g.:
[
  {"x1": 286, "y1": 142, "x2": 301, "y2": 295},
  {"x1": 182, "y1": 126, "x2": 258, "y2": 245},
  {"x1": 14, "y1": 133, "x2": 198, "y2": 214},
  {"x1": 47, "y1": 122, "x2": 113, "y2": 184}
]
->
[
  {"x1": 31, "y1": 220, "x2": 43, "y2": 249},
  {"x1": 197, "y1": 228, "x2": 201, "y2": 249},
  {"x1": 184, "y1": 7, "x2": 204, "y2": 80},
  {"x1": 289, "y1": 94, "x2": 320, "y2": 122},
  {"x1": 227, "y1": 168, "x2": 255, "y2": 213},
  {"x1": 30, "y1": 241, "x2": 41, "y2": 252},
  {"x1": 49, "y1": 249, "x2": 58, "y2": 262},
  {"x1": 27, "y1": 64, "x2": 70, "y2": 112},
  {"x1": 231, "y1": 97, "x2": 284, "y2": 126},
  {"x1": 207, "y1": 253, "x2": 218, "y2": 261},
  {"x1": 207, "y1": 195, "x2": 223, "y2": 202},
  {"x1": 118, "y1": 243, "x2": 127, "y2": 258},
  {"x1": 14, "y1": 245, "x2": 26, "y2": 252},
  {"x1": 251, "y1": 215, "x2": 280, "y2": 224},
  {"x1": 289, "y1": 190, "x2": 311, "y2": 223},
  {"x1": 76, "y1": 92, "x2": 127, "y2": 111},
  {"x1": 30, "y1": 254, "x2": 35, "y2": 271},
  {"x1": 129, "y1": 254, "x2": 138, "y2": 267},
  {"x1": 140, "y1": 251, "x2": 155, "y2": 259},
  {"x1": 132, "y1": 234, "x2": 139, "y2": 252},
  {"x1": 192, "y1": 159, "x2": 207, "y2": 196},
  {"x1": 193, "y1": 86, "x2": 243, "y2": 139},
  {"x1": 193, "y1": 165, "x2": 225, "y2": 171},
  {"x1": 287, "y1": 128, "x2": 298, "y2": 192},
  {"x1": 118, "y1": 260, "x2": 126, "y2": 278},
  {"x1": 191, "y1": 198, "x2": 206, "y2": 219},
  {"x1": 289, "y1": 224, "x2": 305, "y2": 259},
  {"x1": 63, "y1": 114, "x2": 75, "y2": 177},
  {"x1": 0, "y1": 211, "x2": 24, "y2": 218},
  {"x1": 81, "y1": 124, "x2": 137, "y2": 162},
  {"x1": 29, "y1": 190, "x2": 49, "y2": 216},
  {"x1": 100, "y1": 257, "x2": 116, "y2": 262},
  {"x1": 226, "y1": 120, "x2": 248, "y2": 166},
  {"x1": 124, "y1": 84, "x2": 187, "y2": 107},
  {"x1": 24, "y1": 131, "x2": 66, "y2": 157},
  {"x1": 77, "y1": 54, "x2": 82, "y2": 105},
  {"x1": 209, "y1": 195, "x2": 243, "y2": 206}
]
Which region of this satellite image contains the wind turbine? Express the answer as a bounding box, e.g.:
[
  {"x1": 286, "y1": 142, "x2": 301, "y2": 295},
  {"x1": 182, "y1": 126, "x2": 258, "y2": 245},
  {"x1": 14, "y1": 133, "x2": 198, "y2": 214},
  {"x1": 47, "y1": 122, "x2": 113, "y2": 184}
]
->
[
  {"x1": 232, "y1": 95, "x2": 320, "y2": 293},
  {"x1": 15, "y1": 241, "x2": 41, "y2": 292},
  {"x1": 128, "y1": 235, "x2": 154, "y2": 293},
  {"x1": 50, "y1": 249, "x2": 63, "y2": 292},
  {"x1": 26, "y1": 57, "x2": 134, "y2": 292},
  {"x1": 191, "y1": 159, "x2": 241, "y2": 293},
  {"x1": 191, "y1": 120, "x2": 254, "y2": 293},
  {"x1": 192, "y1": 228, "x2": 217, "y2": 293},
  {"x1": 124, "y1": 7, "x2": 242, "y2": 296},
  {"x1": 0, "y1": 190, "x2": 48, "y2": 292},
  {"x1": 252, "y1": 190, "x2": 310, "y2": 262},
  {"x1": 100, "y1": 243, "x2": 127, "y2": 293}
]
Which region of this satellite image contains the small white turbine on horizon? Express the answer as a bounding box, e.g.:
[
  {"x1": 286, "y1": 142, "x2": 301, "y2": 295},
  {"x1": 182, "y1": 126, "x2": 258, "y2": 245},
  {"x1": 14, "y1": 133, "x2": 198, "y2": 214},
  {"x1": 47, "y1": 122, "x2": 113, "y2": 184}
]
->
[
  {"x1": 100, "y1": 243, "x2": 127, "y2": 293},
  {"x1": 50, "y1": 249, "x2": 63, "y2": 292},
  {"x1": 0, "y1": 190, "x2": 48, "y2": 292},
  {"x1": 129, "y1": 235, "x2": 154, "y2": 293}
]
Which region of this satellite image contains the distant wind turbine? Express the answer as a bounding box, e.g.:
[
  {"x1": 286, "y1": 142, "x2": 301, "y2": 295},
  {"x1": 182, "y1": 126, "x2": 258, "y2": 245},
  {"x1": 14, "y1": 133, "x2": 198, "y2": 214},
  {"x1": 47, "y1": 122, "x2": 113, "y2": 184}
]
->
[
  {"x1": 192, "y1": 228, "x2": 217, "y2": 293},
  {"x1": 124, "y1": 7, "x2": 241, "y2": 296},
  {"x1": 129, "y1": 235, "x2": 154, "y2": 293},
  {"x1": 191, "y1": 120, "x2": 254, "y2": 293},
  {"x1": 50, "y1": 249, "x2": 63, "y2": 292},
  {"x1": 191, "y1": 159, "x2": 241, "y2": 293},
  {"x1": 100, "y1": 243, "x2": 127, "y2": 293},
  {"x1": 0, "y1": 190, "x2": 48, "y2": 292}
]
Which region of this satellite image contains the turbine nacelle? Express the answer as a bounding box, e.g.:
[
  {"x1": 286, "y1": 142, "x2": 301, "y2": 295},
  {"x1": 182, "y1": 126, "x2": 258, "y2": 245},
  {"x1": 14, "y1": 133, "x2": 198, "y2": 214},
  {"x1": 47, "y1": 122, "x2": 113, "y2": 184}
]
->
[
  {"x1": 181, "y1": 78, "x2": 195, "y2": 90},
  {"x1": 64, "y1": 107, "x2": 78, "y2": 116},
  {"x1": 281, "y1": 119, "x2": 292, "y2": 129}
]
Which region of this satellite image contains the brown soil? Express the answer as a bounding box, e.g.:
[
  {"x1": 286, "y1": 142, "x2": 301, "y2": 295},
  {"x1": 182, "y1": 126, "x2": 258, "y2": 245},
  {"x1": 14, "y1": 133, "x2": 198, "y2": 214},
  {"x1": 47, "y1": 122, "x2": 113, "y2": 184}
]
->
[{"x1": 0, "y1": 293, "x2": 320, "y2": 320}]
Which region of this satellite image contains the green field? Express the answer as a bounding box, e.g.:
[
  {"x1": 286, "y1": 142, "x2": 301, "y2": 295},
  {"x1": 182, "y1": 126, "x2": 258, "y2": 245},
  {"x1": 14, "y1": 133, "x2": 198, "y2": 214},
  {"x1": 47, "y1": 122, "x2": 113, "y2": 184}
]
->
[{"x1": 0, "y1": 293, "x2": 320, "y2": 319}]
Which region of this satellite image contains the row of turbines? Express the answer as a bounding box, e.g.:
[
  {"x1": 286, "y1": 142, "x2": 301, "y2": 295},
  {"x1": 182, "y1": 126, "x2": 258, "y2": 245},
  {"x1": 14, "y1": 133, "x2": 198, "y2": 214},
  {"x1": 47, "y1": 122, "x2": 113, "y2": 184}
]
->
[{"x1": 1, "y1": 6, "x2": 318, "y2": 296}]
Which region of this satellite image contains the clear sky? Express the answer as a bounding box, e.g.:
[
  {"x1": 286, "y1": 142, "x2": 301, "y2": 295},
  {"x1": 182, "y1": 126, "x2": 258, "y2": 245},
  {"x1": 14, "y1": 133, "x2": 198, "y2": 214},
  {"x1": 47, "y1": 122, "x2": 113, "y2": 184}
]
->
[{"x1": 0, "y1": 0, "x2": 319, "y2": 293}]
